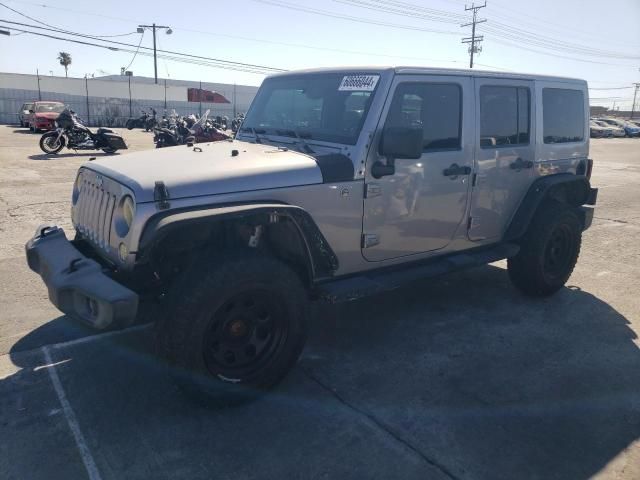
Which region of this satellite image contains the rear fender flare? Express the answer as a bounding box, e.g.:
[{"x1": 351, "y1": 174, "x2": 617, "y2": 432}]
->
[{"x1": 505, "y1": 173, "x2": 594, "y2": 241}]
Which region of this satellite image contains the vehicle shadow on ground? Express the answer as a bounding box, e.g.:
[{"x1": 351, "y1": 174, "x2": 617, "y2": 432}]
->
[
  {"x1": 28, "y1": 152, "x2": 118, "y2": 160},
  {"x1": 12, "y1": 129, "x2": 37, "y2": 134},
  {"x1": 4, "y1": 265, "x2": 640, "y2": 480}
]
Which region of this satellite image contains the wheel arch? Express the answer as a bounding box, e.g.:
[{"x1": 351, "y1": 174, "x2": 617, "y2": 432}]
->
[
  {"x1": 137, "y1": 203, "x2": 339, "y2": 285},
  {"x1": 505, "y1": 173, "x2": 595, "y2": 241}
]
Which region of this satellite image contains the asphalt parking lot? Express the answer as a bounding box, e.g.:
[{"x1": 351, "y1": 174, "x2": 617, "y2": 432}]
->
[{"x1": 1, "y1": 124, "x2": 639, "y2": 480}]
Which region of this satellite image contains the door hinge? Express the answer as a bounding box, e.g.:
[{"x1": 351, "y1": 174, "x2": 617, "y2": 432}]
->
[
  {"x1": 361, "y1": 233, "x2": 380, "y2": 248},
  {"x1": 365, "y1": 183, "x2": 382, "y2": 198}
]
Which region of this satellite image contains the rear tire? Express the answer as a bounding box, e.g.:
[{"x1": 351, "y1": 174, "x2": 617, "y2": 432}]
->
[
  {"x1": 508, "y1": 201, "x2": 582, "y2": 297},
  {"x1": 102, "y1": 147, "x2": 117, "y2": 154},
  {"x1": 156, "y1": 252, "x2": 309, "y2": 407}
]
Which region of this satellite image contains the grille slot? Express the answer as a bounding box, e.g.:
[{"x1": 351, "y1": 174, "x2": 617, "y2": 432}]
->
[{"x1": 75, "y1": 178, "x2": 118, "y2": 251}]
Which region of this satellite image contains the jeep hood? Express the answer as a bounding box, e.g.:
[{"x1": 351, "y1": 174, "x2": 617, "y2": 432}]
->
[{"x1": 85, "y1": 141, "x2": 324, "y2": 203}]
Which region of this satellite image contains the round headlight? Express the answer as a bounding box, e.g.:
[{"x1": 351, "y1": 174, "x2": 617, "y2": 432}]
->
[
  {"x1": 72, "y1": 172, "x2": 83, "y2": 205},
  {"x1": 115, "y1": 195, "x2": 135, "y2": 238},
  {"x1": 122, "y1": 196, "x2": 135, "y2": 229}
]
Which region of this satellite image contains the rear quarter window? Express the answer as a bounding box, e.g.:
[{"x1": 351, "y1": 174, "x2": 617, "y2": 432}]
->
[{"x1": 543, "y1": 88, "x2": 585, "y2": 144}]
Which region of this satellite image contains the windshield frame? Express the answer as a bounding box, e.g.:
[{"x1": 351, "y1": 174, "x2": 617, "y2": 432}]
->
[{"x1": 241, "y1": 72, "x2": 382, "y2": 146}]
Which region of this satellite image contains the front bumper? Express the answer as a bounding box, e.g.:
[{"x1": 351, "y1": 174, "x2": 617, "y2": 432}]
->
[{"x1": 25, "y1": 226, "x2": 138, "y2": 329}]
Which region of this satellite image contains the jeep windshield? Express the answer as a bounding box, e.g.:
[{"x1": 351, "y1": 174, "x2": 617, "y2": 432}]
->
[{"x1": 241, "y1": 73, "x2": 380, "y2": 145}]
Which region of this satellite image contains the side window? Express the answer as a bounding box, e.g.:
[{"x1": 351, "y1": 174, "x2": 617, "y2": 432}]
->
[
  {"x1": 480, "y1": 86, "x2": 530, "y2": 147},
  {"x1": 543, "y1": 88, "x2": 584, "y2": 144},
  {"x1": 385, "y1": 82, "x2": 462, "y2": 151}
]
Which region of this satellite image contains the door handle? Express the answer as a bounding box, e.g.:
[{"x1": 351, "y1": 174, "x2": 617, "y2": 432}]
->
[
  {"x1": 509, "y1": 158, "x2": 534, "y2": 170},
  {"x1": 443, "y1": 163, "x2": 472, "y2": 177}
]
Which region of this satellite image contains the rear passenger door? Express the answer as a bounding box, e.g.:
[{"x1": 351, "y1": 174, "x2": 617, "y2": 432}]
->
[{"x1": 468, "y1": 78, "x2": 535, "y2": 241}]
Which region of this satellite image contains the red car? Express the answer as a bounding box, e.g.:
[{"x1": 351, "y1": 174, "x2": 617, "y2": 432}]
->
[{"x1": 27, "y1": 101, "x2": 66, "y2": 132}]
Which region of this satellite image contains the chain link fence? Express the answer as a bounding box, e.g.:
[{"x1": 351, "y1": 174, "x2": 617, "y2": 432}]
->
[{"x1": 0, "y1": 73, "x2": 258, "y2": 127}]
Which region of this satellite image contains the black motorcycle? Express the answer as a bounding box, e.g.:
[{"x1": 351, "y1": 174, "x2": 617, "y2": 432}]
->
[
  {"x1": 153, "y1": 116, "x2": 193, "y2": 148},
  {"x1": 125, "y1": 110, "x2": 149, "y2": 130},
  {"x1": 144, "y1": 108, "x2": 158, "y2": 131},
  {"x1": 39, "y1": 109, "x2": 127, "y2": 155}
]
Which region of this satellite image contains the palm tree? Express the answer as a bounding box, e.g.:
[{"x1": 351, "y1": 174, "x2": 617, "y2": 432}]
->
[{"x1": 57, "y1": 52, "x2": 72, "y2": 78}]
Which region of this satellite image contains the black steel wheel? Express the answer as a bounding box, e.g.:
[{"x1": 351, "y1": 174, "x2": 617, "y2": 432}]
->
[
  {"x1": 203, "y1": 290, "x2": 289, "y2": 380},
  {"x1": 156, "y1": 251, "x2": 308, "y2": 406},
  {"x1": 508, "y1": 201, "x2": 582, "y2": 297}
]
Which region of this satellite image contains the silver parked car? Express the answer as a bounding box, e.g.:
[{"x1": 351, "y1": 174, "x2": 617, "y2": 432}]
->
[
  {"x1": 18, "y1": 101, "x2": 34, "y2": 127},
  {"x1": 26, "y1": 67, "x2": 598, "y2": 404}
]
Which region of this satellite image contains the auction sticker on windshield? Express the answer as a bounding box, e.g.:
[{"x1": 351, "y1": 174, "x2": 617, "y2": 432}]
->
[{"x1": 338, "y1": 75, "x2": 380, "y2": 91}]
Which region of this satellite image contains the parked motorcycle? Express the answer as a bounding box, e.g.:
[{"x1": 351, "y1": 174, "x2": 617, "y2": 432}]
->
[
  {"x1": 125, "y1": 110, "x2": 150, "y2": 130},
  {"x1": 39, "y1": 109, "x2": 127, "y2": 154},
  {"x1": 144, "y1": 108, "x2": 158, "y2": 131},
  {"x1": 191, "y1": 110, "x2": 231, "y2": 143},
  {"x1": 231, "y1": 113, "x2": 245, "y2": 133},
  {"x1": 153, "y1": 117, "x2": 193, "y2": 148}
]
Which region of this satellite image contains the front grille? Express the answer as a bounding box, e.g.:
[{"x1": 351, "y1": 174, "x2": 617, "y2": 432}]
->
[{"x1": 75, "y1": 178, "x2": 118, "y2": 251}]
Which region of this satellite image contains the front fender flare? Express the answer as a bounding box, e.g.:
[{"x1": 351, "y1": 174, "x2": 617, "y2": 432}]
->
[{"x1": 137, "y1": 203, "x2": 339, "y2": 279}]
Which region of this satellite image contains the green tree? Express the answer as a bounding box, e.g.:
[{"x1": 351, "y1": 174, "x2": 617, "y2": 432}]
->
[{"x1": 57, "y1": 52, "x2": 72, "y2": 78}]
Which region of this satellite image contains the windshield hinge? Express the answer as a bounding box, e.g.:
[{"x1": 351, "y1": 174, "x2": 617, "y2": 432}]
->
[{"x1": 154, "y1": 181, "x2": 170, "y2": 210}]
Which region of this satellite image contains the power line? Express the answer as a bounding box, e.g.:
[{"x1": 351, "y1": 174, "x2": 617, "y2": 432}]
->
[
  {"x1": 250, "y1": 0, "x2": 461, "y2": 35},
  {"x1": 0, "y1": 24, "x2": 285, "y2": 75},
  {"x1": 0, "y1": 19, "x2": 286, "y2": 74},
  {"x1": 0, "y1": 1, "x2": 137, "y2": 37},
  {"x1": 334, "y1": 0, "x2": 639, "y2": 61},
  {"x1": 124, "y1": 30, "x2": 144, "y2": 72},
  {"x1": 461, "y1": 2, "x2": 486, "y2": 68}
]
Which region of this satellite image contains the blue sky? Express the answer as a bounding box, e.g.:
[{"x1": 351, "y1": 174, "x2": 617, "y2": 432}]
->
[{"x1": 1, "y1": 0, "x2": 638, "y2": 108}]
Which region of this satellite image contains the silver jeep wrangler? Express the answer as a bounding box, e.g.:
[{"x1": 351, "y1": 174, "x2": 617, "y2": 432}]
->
[{"x1": 26, "y1": 67, "x2": 597, "y2": 401}]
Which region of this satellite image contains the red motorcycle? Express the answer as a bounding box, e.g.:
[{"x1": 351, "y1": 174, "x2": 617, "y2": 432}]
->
[{"x1": 191, "y1": 110, "x2": 231, "y2": 143}]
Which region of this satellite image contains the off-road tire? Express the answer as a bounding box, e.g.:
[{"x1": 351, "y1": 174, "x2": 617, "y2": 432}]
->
[
  {"x1": 508, "y1": 201, "x2": 582, "y2": 297},
  {"x1": 156, "y1": 251, "x2": 309, "y2": 406}
]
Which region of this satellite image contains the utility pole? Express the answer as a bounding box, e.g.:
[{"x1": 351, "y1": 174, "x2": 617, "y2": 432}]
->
[
  {"x1": 461, "y1": 2, "x2": 487, "y2": 69},
  {"x1": 36, "y1": 69, "x2": 41, "y2": 101},
  {"x1": 630, "y1": 83, "x2": 639, "y2": 119},
  {"x1": 137, "y1": 24, "x2": 172, "y2": 84}
]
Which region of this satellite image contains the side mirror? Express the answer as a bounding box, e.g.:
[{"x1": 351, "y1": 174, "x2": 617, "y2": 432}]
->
[{"x1": 379, "y1": 126, "x2": 423, "y2": 160}]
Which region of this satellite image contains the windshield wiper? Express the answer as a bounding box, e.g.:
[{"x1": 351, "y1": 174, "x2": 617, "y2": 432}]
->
[{"x1": 276, "y1": 129, "x2": 315, "y2": 154}]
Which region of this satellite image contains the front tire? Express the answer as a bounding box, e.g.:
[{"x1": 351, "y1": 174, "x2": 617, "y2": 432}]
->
[
  {"x1": 126, "y1": 119, "x2": 135, "y2": 130},
  {"x1": 508, "y1": 202, "x2": 582, "y2": 297},
  {"x1": 39, "y1": 132, "x2": 65, "y2": 154},
  {"x1": 156, "y1": 252, "x2": 309, "y2": 406}
]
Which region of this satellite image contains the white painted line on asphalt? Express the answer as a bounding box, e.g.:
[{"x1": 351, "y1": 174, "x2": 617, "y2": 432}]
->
[
  {"x1": 33, "y1": 358, "x2": 71, "y2": 371},
  {"x1": 50, "y1": 323, "x2": 153, "y2": 351},
  {"x1": 42, "y1": 346, "x2": 103, "y2": 480}
]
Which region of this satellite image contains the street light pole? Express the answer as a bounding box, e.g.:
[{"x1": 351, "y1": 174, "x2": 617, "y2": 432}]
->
[{"x1": 137, "y1": 23, "x2": 172, "y2": 84}]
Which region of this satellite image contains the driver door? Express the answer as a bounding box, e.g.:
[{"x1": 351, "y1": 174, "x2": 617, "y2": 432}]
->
[{"x1": 362, "y1": 75, "x2": 473, "y2": 262}]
